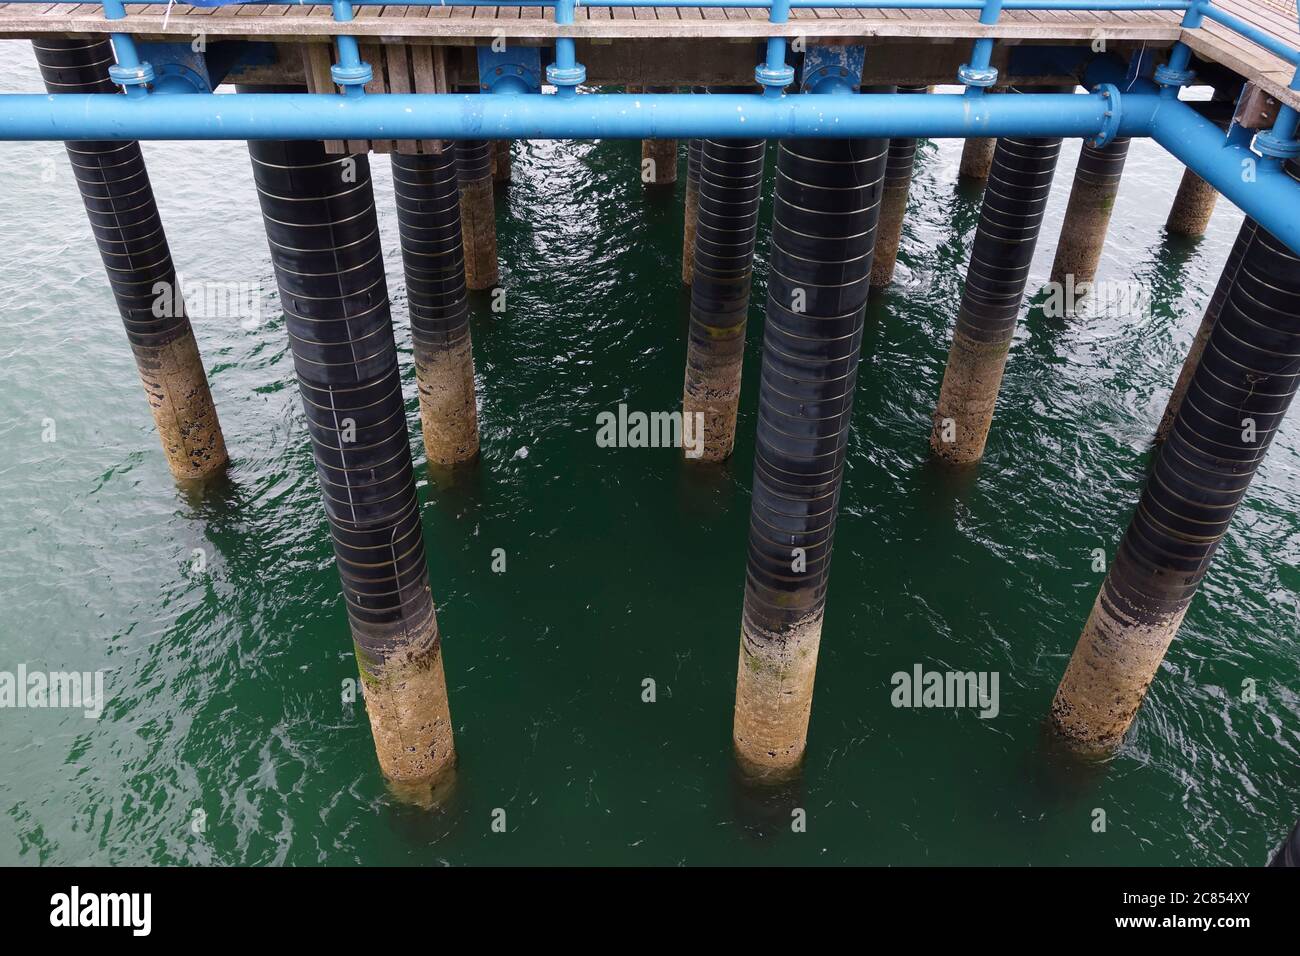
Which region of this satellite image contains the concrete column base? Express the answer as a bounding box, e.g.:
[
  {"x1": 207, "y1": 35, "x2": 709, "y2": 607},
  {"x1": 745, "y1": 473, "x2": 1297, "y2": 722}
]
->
[
  {"x1": 357, "y1": 604, "x2": 457, "y2": 782},
  {"x1": 682, "y1": 348, "x2": 742, "y2": 463},
  {"x1": 1050, "y1": 587, "x2": 1186, "y2": 751},
  {"x1": 1166, "y1": 167, "x2": 1219, "y2": 237},
  {"x1": 871, "y1": 180, "x2": 910, "y2": 287},
  {"x1": 930, "y1": 332, "x2": 1012, "y2": 465},
  {"x1": 492, "y1": 140, "x2": 512, "y2": 184},
  {"x1": 415, "y1": 336, "x2": 480, "y2": 466},
  {"x1": 959, "y1": 137, "x2": 997, "y2": 181},
  {"x1": 733, "y1": 612, "x2": 824, "y2": 778},
  {"x1": 642, "y1": 138, "x2": 678, "y2": 185},
  {"x1": 133, "y1": 332, "x2": 228, "y2": 480}
]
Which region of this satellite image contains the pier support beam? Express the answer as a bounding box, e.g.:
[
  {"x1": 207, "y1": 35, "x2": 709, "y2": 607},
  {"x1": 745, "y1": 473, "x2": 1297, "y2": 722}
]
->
[
  {"x1": 1165, "y1": 167, "x2": 1219, "y2": 238},
  {"x1": 931, "y1": 134, "x2": 1063, "y2": 464},
  {"x1": 641, "y1": 87, "x2": 678, "y2": 186},
  {"x1": 492, "y1": 140, "x2": 512, "y2": 185},
  {"x1": 681, "y1": 138, "x2": 702, "y2": 285},
  {"x1": 733, "y1": 135, "x2": 889, "y2": 777},
  {"x1": 34, "y1": 38, "x2": 227, "y2": 481},
  {"x1": 1051, "y1": 186, "x2": 1300, "y2": 750},
  {"x1": 682, "y1": 133, "x2": 767, "y2": 462},
  {"x1": 456, "y1": 140, "x2": 499, "y2": 290},
  {"x1": 392, "y1": 148, "x2": 480, "y2": 465},
  {"x1": 1049, "y1": 138, "x2": 1131, "y2": 288},
  {"x1": 249, "y1": 139, "x2": 455, "y2": 782},
  {"x1": 871, "y1": 85, "x2": 926, "y2": 288},
  {"x1": 1155, "y1": 217, "x2": 1257, "y2": 443}
]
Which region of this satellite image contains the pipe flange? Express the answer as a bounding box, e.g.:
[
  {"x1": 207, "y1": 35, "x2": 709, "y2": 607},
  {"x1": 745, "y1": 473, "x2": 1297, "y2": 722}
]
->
[
  {"x1": 546, "y1": 63, "x2": 586, "y2": 88},
  {"x1": 1086, "y1": 83, "x2": 1123, "y2": 148},
  {"x1": 755, "y1": 62, "x2": 795, "y2": 93},
  {"x1": 1154, "y1": 63, "x2": 1195, "y2": 89},
  {"x1": 957, "y1": 63, "x2": 998, "y2": 89},
  {"x1": 108, "y1": 61, "x2": 155, "y2": 89},
  {"x1": 331, "y1": 62, "x2": 373, "y2": 89},
  {"x1": 1255, "y1": 129, "x2": 1300, "y2": 160}
]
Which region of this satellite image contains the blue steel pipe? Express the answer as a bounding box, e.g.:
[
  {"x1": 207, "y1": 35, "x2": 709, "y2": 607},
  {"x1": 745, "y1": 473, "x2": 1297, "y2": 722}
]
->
[
  {"x1": 100, "y1": 0, "x2": 149, "y2": 98},
  {"x1": 330, "y1": 0, "x2": 368, "y2": 97},
  {"x1": 2, "y1": 89, "x2": 1298, "y2": 250},
  {"x1": 1145, "y1": 94, "x2": 1300, "y2": 255},
  {"x1": 0, "y1": 90, "x2": 1152, "y2": 141}
]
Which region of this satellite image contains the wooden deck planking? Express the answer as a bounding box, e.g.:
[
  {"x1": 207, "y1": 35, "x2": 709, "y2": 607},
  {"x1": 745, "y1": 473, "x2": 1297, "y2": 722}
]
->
[{"x1": 0, "y1": 3, "x2": 1189, "y2": 40}]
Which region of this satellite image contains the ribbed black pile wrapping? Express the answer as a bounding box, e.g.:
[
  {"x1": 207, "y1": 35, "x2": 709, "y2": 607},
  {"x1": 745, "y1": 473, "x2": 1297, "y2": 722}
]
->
[
  {"x1": 955, "y1": 135, "x2": 1062, "y2": 348},
  {"x1": 456, "y1": 140, "x2": 493, "y2": 186},
  {"x1": 32, "y1": 38, "x2": 190, "y2": 354},
  {"x1": 1073, "y1": 137, "x2": 1130, "y2": 193},
  {"x1": 882, "y1": 85, "x2": 926, "y2": 191},
  {"x1": 688, "y1": 135, "x2": 768, "y2": 366},
  {"x1": 391, "y1": 150, "x2": 469, "y2": 351},
  {"x1": 1107, "y1": 162, "x2": 1300, "y2": 625},
  {"x1": 743, "y1": 136, "x2": 890, "y2": 634},
  {"x1": 249, "y1": 139, "x2": 433, "y2": 658}
]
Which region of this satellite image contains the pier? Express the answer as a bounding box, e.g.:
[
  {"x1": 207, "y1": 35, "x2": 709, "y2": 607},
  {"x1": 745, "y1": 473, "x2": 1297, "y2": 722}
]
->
[{"x1": 3, "y1": 0, "x2": 1300, "y2": 863}]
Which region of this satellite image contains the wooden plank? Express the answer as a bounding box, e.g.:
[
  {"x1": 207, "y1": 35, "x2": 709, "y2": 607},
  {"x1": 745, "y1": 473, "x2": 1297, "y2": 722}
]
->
[
  {"x1": 0, "y1": 4, "x2": 1200, "y2": 50},
  {"x1": 385, "y1": 43, "x2": 420, "y2": 155},
  {"x1": 300, "y1": 43, "x2": 348, "y2": 153},
  {"x1": 1181, "y1": 25, "x2": 1298, "y2": 108},
  {"x1": 206, "y1": 2, "x2": 245, "y2": 20},
  {"x1": 359, "y1": 40, "x2": 387, "y2": 153},
  {"x1": 1218, "y1": 0, "x2": 1299, "y2": 42}
]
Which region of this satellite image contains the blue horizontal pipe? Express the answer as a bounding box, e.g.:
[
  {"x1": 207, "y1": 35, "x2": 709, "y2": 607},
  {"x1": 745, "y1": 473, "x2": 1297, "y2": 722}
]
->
[
  {"x1": 1, "y1": 89, "x2": 1296, "y2": 252},
  {"x1": 0, "y1": 90, "x2": 1154, "y2": 140},
  {"x1": 1146, "y1": 94, "x2": 1300, "y2": 255}
]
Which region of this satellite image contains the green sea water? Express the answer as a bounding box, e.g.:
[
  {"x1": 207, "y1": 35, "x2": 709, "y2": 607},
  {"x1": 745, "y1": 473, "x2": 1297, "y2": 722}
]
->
[{"x1": 1, "y1": 40, "x2": 1296, "y2": 865}]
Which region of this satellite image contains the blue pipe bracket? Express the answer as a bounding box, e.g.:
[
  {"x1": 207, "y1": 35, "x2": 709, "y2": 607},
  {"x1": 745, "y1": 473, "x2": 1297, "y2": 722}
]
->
[
  {"x1": 755, "y1": 0, "x2": 795, "y2": 95},
  {"x1": 329, "y1": 0, "x2": 373, "y2": 94},
  {"x1": 1086, "y1": 84, "x2": 1123, "y2": 147},
  {"x1": 477, "y1": 45, "x2": 543, "y2": 95},
  {"x1": 136, "y1": 42, "x2": 213, "y2": 95},
  {"x1": 800, "y1": 45, "x2": 868, "y2": 94}
]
